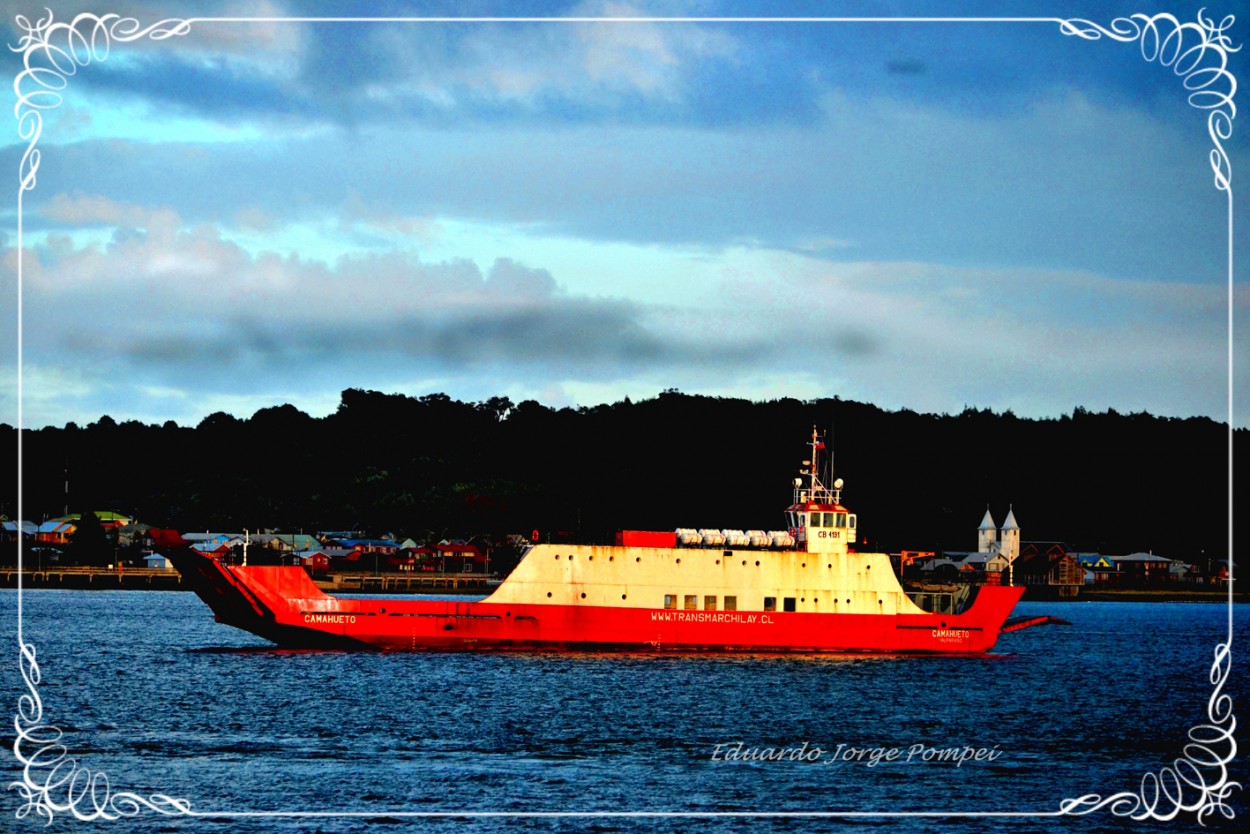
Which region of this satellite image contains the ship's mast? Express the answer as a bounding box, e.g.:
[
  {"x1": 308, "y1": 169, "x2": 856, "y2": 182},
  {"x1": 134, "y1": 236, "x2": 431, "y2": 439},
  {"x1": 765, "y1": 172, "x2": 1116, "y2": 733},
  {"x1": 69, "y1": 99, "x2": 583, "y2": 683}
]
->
[{"x1": 803, "y1": 426, "x2": 842, "y2": 505}]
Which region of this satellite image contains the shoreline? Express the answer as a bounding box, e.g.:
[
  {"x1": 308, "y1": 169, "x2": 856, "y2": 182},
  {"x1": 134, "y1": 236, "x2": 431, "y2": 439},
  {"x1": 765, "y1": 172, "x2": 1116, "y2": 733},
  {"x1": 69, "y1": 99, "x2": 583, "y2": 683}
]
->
[
  {"x1": 0, "y1": 567, "x2": 497, "y2": 594},
  {"x1": 4, "y1": 568, "x2": 1242, "y2": 603},
  {"x1": 1068, "y1": 588, "x2": 1245, "y2": 603}
]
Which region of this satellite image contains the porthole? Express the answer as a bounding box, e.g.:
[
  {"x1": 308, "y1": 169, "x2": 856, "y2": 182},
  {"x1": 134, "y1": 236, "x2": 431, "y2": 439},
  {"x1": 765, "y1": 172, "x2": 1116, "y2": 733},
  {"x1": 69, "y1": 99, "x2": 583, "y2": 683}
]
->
[
  {"x1": 622, "y1": 594, "x2": 627, "y2": 600},
  {"x1": 742, "y1": 560, "x2": 747, "y2": 566},
  {"x1": 589, "y1": 556, "x2": 594, "y2": 561},
  {"x1": 941, "y1": 621, "x2": 947, "y2": 628},
  {"x1": 866, "y1": 565, "x2": 871, "y2": 570},
  {"x1": 846, "y1": 599, "x2": 851, "y2": 604},
  {"x1": 801, "y1": 563, "x2": 806, "y2": 568},
  {"x1": 580, "y1": 592, "x2": 586, "y2": 599},
  {"x1": 554, "y1": 554, "x2": 560, "y2": 560},
  {"x1": 676, "y1": 558, "x2": 681, "y2": 564},
  {"x1": 568, "y1": 555, "x2": 574, "y2": 560},
  {"x1": 547, "y1": 592, "x2": 553, "y2": 598},
  {"x1": 715, "y1": 559, "x2": 720, "y2": 565},
  {"x1": 754, "y1": 561, "x2": 760, "y2": 567},
  {"x1": 636, "y1": 557, "x2": 641, "y2": 563},
  {"x1": 827, "y1": 564, "x2": 832, "y2": 569},
  {"x1": 609, "y1": 556, "x2": 615, "y2": 562}
]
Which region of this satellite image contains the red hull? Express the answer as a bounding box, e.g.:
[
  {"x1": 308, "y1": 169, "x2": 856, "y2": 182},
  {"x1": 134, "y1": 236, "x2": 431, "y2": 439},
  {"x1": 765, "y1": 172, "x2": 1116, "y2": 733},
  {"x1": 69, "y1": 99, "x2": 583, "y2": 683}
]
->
[{"x1": 167, "y1": 549, "x2": 1024, "y2": 654}]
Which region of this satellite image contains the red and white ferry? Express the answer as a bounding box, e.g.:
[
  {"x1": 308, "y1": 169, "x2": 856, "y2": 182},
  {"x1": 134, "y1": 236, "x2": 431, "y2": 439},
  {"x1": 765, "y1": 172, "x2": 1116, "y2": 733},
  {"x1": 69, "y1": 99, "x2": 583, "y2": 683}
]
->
[{"x1": 160, "y1": 431, "x2": 1026, "y2": 653}]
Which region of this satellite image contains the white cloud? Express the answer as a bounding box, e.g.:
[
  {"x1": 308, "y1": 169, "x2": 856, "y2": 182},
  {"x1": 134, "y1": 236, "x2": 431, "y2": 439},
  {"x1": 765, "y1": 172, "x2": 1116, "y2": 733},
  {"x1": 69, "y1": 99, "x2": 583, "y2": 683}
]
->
[{"x1": 5, "y1": 214, "x2": 1240, "y2": 428}]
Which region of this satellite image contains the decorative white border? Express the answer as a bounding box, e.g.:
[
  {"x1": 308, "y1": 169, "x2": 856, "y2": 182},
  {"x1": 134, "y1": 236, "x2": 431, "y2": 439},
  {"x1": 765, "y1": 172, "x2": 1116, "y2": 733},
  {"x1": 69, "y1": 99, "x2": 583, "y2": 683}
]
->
[{"x1": 8, "y1": 8, "x2": 1239, "y2": 826}]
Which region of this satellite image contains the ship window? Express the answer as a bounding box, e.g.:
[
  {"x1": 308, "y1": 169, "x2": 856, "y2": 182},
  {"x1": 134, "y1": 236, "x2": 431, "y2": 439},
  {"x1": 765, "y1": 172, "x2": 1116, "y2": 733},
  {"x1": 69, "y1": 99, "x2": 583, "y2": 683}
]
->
[
  {"x1": 763, "y1": 596, "x2": 776, "y2": 612},
  {"x1": 849, "y1": 515, "x2": 857, "y2": 529},
  {"x1": 810, "y1": 513, "x2": 822, "y2": 528},
  {"x1": 724, "y1": 596, "x2": 737, "y2": 611},
  {"x1": 664, "y1": 594, "x2": 676, "y2": 609},
  {"x1": 823, "y1": 513, "x2": 835, "y2": 527},
  {"x1": 783, "y1": 597, "x2": 796, "y2": 612},
  {"x1": 798, "y1": 514, "x2": 807, "y2": 528},
  {"x1": 684, "y1": 595, "x2": 697, "y2": 610},
  {"x1": 704, "y1": 595, "x2": 717, "y2": 610}
]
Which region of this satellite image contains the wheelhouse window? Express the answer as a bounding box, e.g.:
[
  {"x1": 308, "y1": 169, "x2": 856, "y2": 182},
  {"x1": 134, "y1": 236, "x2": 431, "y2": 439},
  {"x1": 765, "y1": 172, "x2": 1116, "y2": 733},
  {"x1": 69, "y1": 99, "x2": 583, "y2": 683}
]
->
[
  {"x1": 724, "y1": 596, "x2": 737, "y2": 611},
  {"x1": 763, "y1": 596, "x2": 777, "y2": 612},
  {"x1": 783, "y1": 597, "x2": 797, "y2": 612},
  {"x1": 664, "y1": 594, "x2": 676, "y2": 610},
  {"x1": 684, "y1": 595, "x2": 698, "y2": 610},
  {"x1": 704, "y1": 595, "x2": 717, "y2": 611},
  {"x1": 823, "y1": 512, "x2": 834, "y2": 527},
  {"x1": 810, "y1": 513, "x2": 823, "y2": 528}
]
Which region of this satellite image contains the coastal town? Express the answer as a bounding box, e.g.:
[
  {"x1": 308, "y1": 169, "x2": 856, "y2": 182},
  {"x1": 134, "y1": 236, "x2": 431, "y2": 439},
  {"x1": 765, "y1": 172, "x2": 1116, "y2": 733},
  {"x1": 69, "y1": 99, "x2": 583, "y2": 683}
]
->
[{"x1": 2, "y1": 506, "x2": 1233, "y2": 600}]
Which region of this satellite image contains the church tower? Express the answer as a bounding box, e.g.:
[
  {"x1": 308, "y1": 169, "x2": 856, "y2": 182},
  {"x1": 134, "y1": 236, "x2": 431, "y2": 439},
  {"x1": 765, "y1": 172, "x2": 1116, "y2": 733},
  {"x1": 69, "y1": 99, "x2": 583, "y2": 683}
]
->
[
  {"x1": 1000, "y1": 506, "x2": 1020, "y2": 562},
  {"x1": 977, "y1": 507, "x2": 997, "y2": 554}
]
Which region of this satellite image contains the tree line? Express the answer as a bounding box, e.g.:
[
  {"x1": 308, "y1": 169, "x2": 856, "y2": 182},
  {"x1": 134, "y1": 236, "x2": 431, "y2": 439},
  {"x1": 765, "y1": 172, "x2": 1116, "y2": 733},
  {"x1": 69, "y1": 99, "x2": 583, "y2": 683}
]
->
[{"x1": 1, "y1": 389, "x2": 1240, "y2": 564}]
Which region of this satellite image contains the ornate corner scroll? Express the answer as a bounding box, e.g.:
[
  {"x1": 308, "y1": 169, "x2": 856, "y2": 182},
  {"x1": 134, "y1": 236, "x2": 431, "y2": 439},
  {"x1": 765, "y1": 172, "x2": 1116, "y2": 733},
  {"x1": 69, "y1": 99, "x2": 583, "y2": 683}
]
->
[
  {"x1": 1058, "y1": 642, "x2": 1239, "y2": 824},
  {"x1": 1060, "y1": 9, "x2": 1239, "y2": 193},
  {"x1": 12, "y1": 10, "x2": 192, "y2": 196},
  {"x1": 11, "y1": 643, "x2": 195, "y2": 823},
  {"x1": 10, "y1": 9, "x2": 196, "y2": 825}
]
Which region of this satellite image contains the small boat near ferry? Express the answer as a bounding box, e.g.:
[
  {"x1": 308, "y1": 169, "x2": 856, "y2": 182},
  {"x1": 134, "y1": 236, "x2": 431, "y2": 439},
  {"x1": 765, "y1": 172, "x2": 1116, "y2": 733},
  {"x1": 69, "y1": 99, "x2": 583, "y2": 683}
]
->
[{"x1": 158, "y1": 431, "x2": 1026, "y2": 653}]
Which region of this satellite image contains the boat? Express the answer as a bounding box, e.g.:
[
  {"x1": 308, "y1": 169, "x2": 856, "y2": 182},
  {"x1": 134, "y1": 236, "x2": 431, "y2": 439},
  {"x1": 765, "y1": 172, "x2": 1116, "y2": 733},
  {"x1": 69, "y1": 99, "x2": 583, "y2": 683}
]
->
[{"x1": 157, "y1": 430, "x2": 1026, "y2": 653}]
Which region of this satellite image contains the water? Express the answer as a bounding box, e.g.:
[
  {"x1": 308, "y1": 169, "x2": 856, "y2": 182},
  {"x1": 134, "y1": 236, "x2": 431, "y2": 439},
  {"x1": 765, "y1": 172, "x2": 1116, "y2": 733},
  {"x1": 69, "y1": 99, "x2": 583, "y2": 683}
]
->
[{"x1": 2, "y1": 590, "x2": 1245, "y2": 832}]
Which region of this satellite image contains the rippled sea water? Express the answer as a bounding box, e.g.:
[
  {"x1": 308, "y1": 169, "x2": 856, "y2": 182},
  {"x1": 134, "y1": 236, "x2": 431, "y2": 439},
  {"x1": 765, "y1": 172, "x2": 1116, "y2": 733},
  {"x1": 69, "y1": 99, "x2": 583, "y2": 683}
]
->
[{"x1": 2, "y1": 590, "x2": 1245, "y2": 832}]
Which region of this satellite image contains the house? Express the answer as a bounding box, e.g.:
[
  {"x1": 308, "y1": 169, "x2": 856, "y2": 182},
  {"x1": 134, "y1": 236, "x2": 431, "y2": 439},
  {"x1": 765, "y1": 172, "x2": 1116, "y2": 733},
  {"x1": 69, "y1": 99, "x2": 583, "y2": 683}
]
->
[
  {"x1": 436, "y1": 542, "x2": 487, "y2": 573},
  {"x1": 1108, "y1": 552, "x2": 1173, "y2": 585},
  {"x1": 1074, "y1": 553, "x2": 1116, "y2": 585},
  {"x1": 266, "y1": 533, "x2": 319, "y2": 552},
  {"x1": 35, "y1": 519, "x2": 76, "y2": 545},
  {"x1": 1170, "y1": 561, "x2": 1203, "y2": 584},
  {"x1": 329, "y1": 538, "x2": 398, "y2": 556},
  {"x1": 1015, "y1": 542, "x2": 1083, "y2": 596},
  {"x1": 144, "y1": 553, "x2": 174, "y2": 570},
  {"x1": 2, "y1": 519, "x2": 37, "y2": 541},
  {"x1": 291, "y1": 550, "x2": 331, "y2": 572}
]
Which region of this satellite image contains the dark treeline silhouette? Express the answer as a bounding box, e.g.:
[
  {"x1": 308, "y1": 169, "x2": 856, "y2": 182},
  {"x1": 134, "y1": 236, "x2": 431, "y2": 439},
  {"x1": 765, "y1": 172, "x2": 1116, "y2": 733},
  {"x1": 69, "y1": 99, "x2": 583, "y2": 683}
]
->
[{"x1": 1, "y1": 390, "x2": 1240, "y2": 563}]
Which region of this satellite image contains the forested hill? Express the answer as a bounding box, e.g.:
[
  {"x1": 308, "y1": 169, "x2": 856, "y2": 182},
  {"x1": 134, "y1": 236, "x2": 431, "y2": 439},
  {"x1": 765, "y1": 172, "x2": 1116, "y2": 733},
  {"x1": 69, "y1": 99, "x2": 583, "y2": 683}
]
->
[{"x1": 2, "y1": 390, "x2": 1239, "y2": 561}]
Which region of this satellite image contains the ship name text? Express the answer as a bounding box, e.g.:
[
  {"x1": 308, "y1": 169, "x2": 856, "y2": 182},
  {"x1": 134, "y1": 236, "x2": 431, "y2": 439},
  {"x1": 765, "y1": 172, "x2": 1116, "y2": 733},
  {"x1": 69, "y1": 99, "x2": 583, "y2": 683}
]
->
[{"x1": 303, "y1": 613, "x2": 358, "y2": 624}]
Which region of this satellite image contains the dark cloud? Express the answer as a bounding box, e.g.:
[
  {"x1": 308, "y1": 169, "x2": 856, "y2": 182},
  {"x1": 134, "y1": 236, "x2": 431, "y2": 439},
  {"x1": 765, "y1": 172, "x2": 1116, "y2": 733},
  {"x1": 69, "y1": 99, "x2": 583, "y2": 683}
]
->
[{"x1": 89, "y1": 295, "x2": 772, "y2": 380}]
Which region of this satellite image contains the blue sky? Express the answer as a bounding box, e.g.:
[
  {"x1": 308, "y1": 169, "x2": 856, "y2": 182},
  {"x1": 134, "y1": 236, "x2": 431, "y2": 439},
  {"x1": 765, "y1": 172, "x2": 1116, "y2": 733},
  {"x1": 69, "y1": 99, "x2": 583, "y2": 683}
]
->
[{"x1": 3, "y1": 1, "x2": 1246, "y2": 428}]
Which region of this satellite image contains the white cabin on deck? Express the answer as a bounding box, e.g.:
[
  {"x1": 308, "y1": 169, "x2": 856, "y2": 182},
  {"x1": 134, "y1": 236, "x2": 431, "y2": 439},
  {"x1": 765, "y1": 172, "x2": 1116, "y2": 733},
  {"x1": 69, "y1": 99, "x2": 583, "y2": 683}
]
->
[
  {"x1": 785, "y1": 428, "x2": 857, "y2": 555},
  {"x1": 486, "y1": 427, "x2": 926, "y2": 618}
]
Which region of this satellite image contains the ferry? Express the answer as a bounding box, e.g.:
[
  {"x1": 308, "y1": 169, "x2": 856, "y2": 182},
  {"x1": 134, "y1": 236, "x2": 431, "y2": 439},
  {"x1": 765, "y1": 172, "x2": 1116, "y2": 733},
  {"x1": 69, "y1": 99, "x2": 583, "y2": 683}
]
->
[{"x1": 158, "y1": 431, "x2": 1026, "y2": 653}]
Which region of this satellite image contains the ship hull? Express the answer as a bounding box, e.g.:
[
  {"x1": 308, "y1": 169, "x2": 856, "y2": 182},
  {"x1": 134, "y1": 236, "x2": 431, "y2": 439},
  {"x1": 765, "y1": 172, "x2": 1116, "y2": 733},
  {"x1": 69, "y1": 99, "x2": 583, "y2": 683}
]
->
[{"x1": 167, "y1": 548, "x2": 1024, "y2": 654}]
